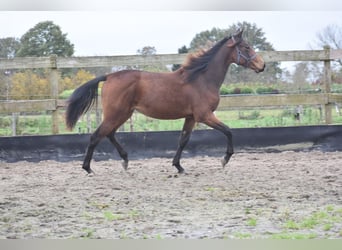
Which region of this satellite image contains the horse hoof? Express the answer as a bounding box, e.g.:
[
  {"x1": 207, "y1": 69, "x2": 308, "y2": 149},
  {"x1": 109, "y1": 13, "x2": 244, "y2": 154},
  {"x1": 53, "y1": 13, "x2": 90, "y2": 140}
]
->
[
  {"x1": 221, "y1": 157, "x2": 228, "y2": 168},
  {"x1": 83, "y1": 166, "x2": 95, "y2": 175},
  {"x1": 177, "y1": 167, "x2": 185, "y2": 174},
  {"x1": 85, "y1": 168, "x2": 95, "y2": 176},
  {"x1": 122, "y1": 160, "x2": 128, "y2": 170},
  {"x1": 87, "y1": 172, "x2": 95, "y2": 177}
]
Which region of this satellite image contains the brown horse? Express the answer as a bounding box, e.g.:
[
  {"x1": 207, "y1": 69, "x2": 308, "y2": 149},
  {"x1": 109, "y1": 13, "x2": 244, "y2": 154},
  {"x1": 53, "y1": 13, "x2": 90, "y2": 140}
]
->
[{"x1": 66, "y1": 29, "x2": 265, "y2": 174}]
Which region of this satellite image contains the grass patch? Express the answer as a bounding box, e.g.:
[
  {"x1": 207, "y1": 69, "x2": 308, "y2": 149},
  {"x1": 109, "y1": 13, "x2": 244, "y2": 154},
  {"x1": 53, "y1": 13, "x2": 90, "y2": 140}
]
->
[
  {"x1": 247, "y1": 218, "x2": 257, "y2": 227},
  {"x1": 284, "y1": 220, "x2": 300, "y2": 230},
  {"x1": 91, "y1": 201, "x2": 110, "y2": 210},
  {"x1": 323, "y1": 223, "x2": 333, "y2": 231},
  {"x1": 155, "y1": 234, "x2": 163, "y2": 239},
  {"x1": 326, "y1": 205, "x2": 335, "y2": 212},
  {"x1": 281, "y1": 206, "x2": 342, "y2": 236},
  {"x1": 300, "y1": 216, "x2": 321, "y2": 229},
  {"x1": 234, "y1": 232, "x2": 253, "y2": 239},
  {"x1": 103, "y1": 209, "x2": 141, "y2": 222},
  {"x1": 81, "y1": 228, "x2": 95, "y2": 238},
  {"x1": 103, "y1": 211, "x2": 123, "y2": 221},
  {"x1": 204, "y1": 186, "x2": 219, "y2": 192},
  {"x1": 245, "y1": 208, "x2": 252, "y2": 215},
  {"x1": 271, "y1": 232, "x2": 317, "y2": 239},
  {"x1": 128, "y1": 209, "x2": 140, "y2": 218}
]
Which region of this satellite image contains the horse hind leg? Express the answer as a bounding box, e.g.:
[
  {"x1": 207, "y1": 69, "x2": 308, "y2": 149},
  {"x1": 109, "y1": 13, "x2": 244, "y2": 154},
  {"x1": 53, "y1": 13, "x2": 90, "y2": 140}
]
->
[
  {"x1": 83, "y1": 116, "x2": 130, "y2": 174},
  {"x1": 106, "y1": 110, "x2": 134, "y2": 170},
  {"x1": 107, "y1": 131, "x2": 129, "y2": 170}
]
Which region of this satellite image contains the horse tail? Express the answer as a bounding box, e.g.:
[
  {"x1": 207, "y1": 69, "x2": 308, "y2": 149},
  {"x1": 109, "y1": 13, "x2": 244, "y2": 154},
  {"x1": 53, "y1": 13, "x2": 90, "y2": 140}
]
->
[{"x1": 66, "y1": 75, "x2": 107, "y2": 130}]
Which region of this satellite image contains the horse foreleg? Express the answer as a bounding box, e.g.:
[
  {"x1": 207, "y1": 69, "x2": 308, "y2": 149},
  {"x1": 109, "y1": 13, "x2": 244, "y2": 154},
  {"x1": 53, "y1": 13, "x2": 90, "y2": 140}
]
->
[
  {"x1": 202, "y1": 113, "x2": 234, "y2": 168},
  {"x1": 172, "y1": 116, "x2": 195, "y2": 173},
  {"x1": 107, "y1": 132, "x2": 129, "y2": 170}
]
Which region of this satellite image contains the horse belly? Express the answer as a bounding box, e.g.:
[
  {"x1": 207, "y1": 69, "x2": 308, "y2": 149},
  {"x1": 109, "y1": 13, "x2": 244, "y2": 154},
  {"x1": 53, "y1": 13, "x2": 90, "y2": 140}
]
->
[{"x1": 135, "y1": 96, "x2": 190, "y2": 120}]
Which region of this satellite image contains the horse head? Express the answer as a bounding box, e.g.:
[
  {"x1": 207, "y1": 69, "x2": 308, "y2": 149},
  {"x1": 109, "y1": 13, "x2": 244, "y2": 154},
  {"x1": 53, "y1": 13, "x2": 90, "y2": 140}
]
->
[{"x1": 227, "y1": 29, "x2": 265, "y2": 73}]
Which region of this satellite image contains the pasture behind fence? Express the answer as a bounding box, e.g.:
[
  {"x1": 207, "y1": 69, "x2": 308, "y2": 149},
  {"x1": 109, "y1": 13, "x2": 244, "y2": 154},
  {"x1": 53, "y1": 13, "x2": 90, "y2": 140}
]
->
[{"x1": 1, "y1": 47, "x2": 342, "y2": 135}]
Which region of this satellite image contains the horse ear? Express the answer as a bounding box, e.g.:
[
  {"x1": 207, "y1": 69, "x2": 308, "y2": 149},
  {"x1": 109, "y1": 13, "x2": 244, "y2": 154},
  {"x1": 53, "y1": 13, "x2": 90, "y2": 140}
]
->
[
  {"x1": 236, "y1": 28, "x2": 244, "y2": 38},
  {"x1": 227, "y1": 28, "x2": 244, "y2": 47}
]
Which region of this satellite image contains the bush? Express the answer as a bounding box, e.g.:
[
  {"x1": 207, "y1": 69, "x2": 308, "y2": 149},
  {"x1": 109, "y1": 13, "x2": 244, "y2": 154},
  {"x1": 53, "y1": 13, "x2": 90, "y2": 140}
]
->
[
  {"x1": 240, "y1": 87, "x2": 254, "y2": 94},
  {"x1": 220, "y1": 86, "x2": 254, "y2": 95},
  {"x1": 0, "y1": 117, "x2": 11, "y2": 127},
  {"x1": 220, "y1": 85, "x2": 231, "y2": 95},
  {"x1": 332, "y1": 83, "x2": 342, "y2": 93},
  {"x1": 59, "y1": 89, "x2": 74, "y2": 99},
  {"x1": 238, "y1": 110, "x2": 261, "y2": 120},
  {"x1": 233, "y1": 87, "x2": 241, "y2": 94},
  {"x1": 256, "y1": 87, "x2": 279, "y2": 94}
]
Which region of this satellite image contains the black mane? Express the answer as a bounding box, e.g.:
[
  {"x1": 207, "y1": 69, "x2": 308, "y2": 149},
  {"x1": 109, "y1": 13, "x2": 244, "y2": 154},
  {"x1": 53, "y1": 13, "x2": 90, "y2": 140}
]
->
[{"x1": 182, "y1": 36, "x2": 231, "y2": 83}]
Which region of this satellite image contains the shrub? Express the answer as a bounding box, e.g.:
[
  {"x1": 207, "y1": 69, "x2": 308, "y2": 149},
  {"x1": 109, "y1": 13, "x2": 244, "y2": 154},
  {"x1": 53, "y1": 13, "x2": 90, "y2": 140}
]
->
[
  {"x1": 233, "y1": 87, "x2": 241, "y2": 94},
  {"x1": 240, "y1": 87, "x2": 254, "y2": 94},
  {"x1": 59, "y1": 89, "x2": 74, "y2": 99},
  {"x1": 256, "y1": 87, "x2": 279, "y2": 94},
  {"x1": 0, "y1": 117, "x2": 11, "y2": 127},
  {"x1": 220, "y1": 85, "x2": 231, "y2": 95}
]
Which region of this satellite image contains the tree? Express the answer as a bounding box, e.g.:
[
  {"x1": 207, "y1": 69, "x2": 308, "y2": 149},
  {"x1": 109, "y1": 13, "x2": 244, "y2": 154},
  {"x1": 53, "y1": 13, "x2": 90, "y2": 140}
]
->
[
  {"x1": 313, "y1": 24, "x2": 342, "y2": 84},
  {"x1": 0, "y1": 37, "x2": 21, "y2": 99},
  {"x1": 136, "y1": 46, "x2": 156, "y2": 56},
  {"x1": 60, "y1": 69, "x2": 95, "y2": 92},
  {"x1": 0, "y1": 37, "x2": 20, "y2": 58},
  {"x1": 189, "y1": 27, "x2": 228, "y2": 52},
  {"x1": 172, "y1": 45, "x2": 189, "y2": 71},
  {"x1": 292, "y1": 62, "x2": 310, "y2": 85},
  {"x1": 10, "y1": 70, "x2": 50, "y2": 100},
  {"x1": 136, "y1": 46, "x2": 166, "y2": 72},
  {"x1": 315, "y1": 24, "x2": 342, "y2": 67},
  {"x1": 187, "y1": 21, "x2": 282, "y2": 83},
  {"x1": 17, "y1": 21, "x2": 74, "y2": 57}
]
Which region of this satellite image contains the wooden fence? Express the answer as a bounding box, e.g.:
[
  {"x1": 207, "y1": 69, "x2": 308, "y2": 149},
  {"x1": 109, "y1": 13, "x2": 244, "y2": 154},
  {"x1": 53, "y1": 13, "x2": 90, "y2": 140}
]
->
[{"x1": 1, "y1": 48, "x2": 342, "y2": 135}]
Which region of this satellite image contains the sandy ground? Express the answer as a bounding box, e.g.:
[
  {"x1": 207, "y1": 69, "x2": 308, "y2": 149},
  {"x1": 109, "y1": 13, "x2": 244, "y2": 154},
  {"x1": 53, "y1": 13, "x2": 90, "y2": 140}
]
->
[{"x1": 0, "y1": 151, "x2": 341, "y2": 239}]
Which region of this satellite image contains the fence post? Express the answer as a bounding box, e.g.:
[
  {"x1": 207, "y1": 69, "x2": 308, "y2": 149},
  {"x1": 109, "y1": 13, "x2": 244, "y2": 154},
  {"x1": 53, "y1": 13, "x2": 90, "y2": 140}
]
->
[
  {"x1": 323, "y1": 46, "x2": 332, "y2": 124},
  {"x1": 12, "y1": 113, "x2": 18, "y2": 136},
  {"x1": 49, "y1": 55, "x2": 59, "y2": 134}
]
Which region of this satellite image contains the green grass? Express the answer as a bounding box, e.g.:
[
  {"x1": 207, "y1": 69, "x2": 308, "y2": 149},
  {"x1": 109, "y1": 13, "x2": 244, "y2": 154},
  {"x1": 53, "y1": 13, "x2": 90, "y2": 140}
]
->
[
  {"x1": 103, "y1": 211, "x2": 123, "y2": 221},
  {"x1": 233, "y1": 232, "x2": 253, "y2": 239},
  {"x1": 271, "y1": 232, "x2": 318, "y2": 239},
  {"x1": 323, "y1": 223, "x2": 333, "y2": 231},
  {"x1": 204, "y1": 186, "x2": 219, "y2": 192},
  {"x1": 278, "y1": 205, "x2": 342, "y2": 238},
  {"x1": 246, "y1": 218, "x2": 257, "y2": 227},
  {"x1": 284, "y1": 220, "x2": 300, "y2": 230},
  {"x1": 81, "y1": 228, "x2": 95, "y2": 238},
  {"x1": 1, "y1": 105, "x2": 342, "y2": 136}
]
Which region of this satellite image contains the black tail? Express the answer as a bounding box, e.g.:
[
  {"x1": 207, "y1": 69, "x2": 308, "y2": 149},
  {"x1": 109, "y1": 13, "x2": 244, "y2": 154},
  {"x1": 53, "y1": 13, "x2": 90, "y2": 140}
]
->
[{"x1": 66, "y1": 75, "x2": 107, "y2": 130}]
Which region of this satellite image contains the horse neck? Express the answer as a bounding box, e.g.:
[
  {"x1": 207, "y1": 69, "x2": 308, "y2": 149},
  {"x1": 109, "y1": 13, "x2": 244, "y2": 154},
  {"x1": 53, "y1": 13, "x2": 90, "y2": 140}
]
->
[{"x1": 203, "y1": 45, "x2": 233, "y2": 89}]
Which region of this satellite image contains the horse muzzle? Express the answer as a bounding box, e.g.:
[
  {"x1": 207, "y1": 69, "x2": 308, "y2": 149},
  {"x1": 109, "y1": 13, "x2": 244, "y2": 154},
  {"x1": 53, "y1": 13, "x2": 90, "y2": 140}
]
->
[{"x1": 255, "y1": 63, "x2": 266, "y2": 73}]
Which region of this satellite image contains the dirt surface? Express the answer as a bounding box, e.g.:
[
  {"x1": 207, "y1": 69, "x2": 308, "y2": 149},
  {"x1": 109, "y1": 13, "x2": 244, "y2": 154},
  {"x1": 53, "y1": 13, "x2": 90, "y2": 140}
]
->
[{"x1": 1, "y1": 151, "x2": 341, "y2": 239}]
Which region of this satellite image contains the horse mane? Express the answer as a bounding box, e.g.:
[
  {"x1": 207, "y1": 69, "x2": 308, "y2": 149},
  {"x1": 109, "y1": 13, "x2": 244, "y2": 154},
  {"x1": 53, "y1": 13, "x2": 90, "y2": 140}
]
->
[{"x1": 182, "y1": 36, "x2": 231, "y2": 83}]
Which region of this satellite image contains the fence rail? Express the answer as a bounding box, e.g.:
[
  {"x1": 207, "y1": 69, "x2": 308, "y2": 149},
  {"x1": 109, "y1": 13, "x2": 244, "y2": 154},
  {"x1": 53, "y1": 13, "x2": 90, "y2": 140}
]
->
[
  {"x1": 1, "y1": 49, "x2": 342, "y2": 69},
  {"x1": 1, "y1": 48, "x2": 342, "y2": 135}
]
